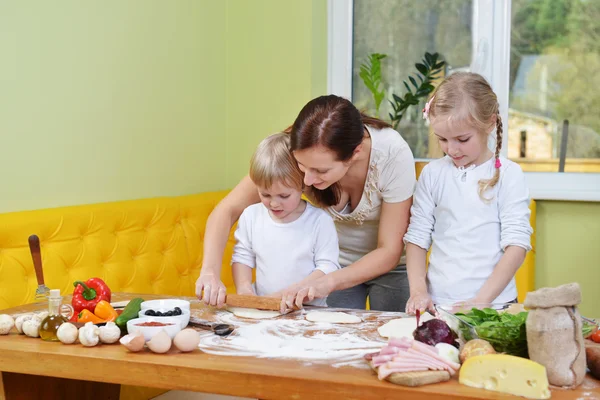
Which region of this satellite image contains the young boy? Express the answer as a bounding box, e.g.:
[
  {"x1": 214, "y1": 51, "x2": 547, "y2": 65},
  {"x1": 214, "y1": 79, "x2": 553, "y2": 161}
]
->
[{"x1": 231, "y1": 133, "x2": 340, "y2": 306}]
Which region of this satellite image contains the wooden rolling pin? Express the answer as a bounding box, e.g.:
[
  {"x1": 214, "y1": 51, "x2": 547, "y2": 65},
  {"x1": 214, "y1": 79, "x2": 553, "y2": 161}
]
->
[{"x1": 224, "y1": 294, "x2": 299, "y2": 312}]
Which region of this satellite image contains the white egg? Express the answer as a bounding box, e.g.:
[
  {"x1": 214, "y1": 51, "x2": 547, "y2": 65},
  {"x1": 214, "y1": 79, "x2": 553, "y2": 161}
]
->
[
  {"x1": 173, "y1": 328, "x2": 201, "y2": 352},
  {"x1": 146, "y1": 330, "x2": 172, "y2": 354}
]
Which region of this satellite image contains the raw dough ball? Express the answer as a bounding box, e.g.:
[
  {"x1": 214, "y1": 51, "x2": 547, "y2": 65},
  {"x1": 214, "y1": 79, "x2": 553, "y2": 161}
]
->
[
  {"x1": 305, "y1": 311, "x2": 361, "y2": 324},
  {"x1": 377, "y1": 314, "x2": 435, "y2": 339},
  {"x1": 228, "y1": 307, "x2": 281, "y2": 320}
]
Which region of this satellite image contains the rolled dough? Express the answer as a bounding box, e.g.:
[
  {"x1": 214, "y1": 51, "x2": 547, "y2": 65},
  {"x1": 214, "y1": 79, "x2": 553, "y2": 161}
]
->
[
  {"x1": 377, "y1": 314, "x2": 435, "y2": 339},
  {"x1": 305, "y1": 311, "x2": 361, "y2": 324},
  {"x1": 227, "y1": 307, "x2": 281, "y2": 319}
]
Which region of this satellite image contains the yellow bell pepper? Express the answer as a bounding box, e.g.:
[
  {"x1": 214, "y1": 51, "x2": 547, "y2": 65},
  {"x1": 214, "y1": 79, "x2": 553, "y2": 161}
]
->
[
  {"x1": 77, "y1": 309, "x2": 106, "y2": 324},
  {"x1": 93, "y1": 300, "x2": 118, "y2": 322}
]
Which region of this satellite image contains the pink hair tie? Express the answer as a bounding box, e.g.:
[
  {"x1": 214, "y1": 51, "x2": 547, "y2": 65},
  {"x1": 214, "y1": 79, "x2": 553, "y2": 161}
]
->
[
  {"x1": 495, "y1": 158, "x2": 502, "y2": 169},
  {"x1": 422, "y1": 96, "x2": 434, "y2": 122}
]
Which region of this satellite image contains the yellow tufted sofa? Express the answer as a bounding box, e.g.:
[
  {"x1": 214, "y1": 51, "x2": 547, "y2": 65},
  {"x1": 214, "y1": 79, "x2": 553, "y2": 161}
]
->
[{"x1": 0, "y1": 190, "x2": 237, "y2": 310}]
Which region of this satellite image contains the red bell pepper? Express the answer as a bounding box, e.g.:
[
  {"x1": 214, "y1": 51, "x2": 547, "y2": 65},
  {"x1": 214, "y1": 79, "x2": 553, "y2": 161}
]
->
[{"x1": 72, "y1": 278, "x2": 111, "y2": 313}]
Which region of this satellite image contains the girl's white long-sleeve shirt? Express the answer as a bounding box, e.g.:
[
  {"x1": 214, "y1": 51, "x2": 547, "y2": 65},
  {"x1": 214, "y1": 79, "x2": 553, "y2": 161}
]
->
[{"x1": 403, "y1": 156, "x2": 533, "y2": 305}]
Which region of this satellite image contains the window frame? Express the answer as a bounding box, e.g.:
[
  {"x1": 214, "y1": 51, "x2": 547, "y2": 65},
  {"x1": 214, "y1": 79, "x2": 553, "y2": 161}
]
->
[{"x1": 328, "y1": 0, "x2": 600, "y2": 201}]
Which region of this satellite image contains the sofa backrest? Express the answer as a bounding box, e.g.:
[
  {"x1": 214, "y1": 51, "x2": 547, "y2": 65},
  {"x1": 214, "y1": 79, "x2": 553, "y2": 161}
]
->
[{"x1": 0, "y1": 191, "x2": 236, "y2": 310}]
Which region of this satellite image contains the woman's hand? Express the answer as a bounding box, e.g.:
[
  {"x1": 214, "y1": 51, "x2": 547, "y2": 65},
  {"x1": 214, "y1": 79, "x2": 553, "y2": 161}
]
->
[
  {"x1": 278, "y1": 280, "x2": 332, "y2": 314},
  {"x1": 195, "y1": 273, "x2": 227, "y2": 307},
  {"x1": 405, "y1": 291, "x2": 435, "y2": 315}
]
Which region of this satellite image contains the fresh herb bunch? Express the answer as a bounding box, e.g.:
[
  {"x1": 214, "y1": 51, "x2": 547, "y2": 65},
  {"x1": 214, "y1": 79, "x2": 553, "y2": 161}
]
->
[{"x1": 454, "y1": 307, "x2": 529, "y2": 358}]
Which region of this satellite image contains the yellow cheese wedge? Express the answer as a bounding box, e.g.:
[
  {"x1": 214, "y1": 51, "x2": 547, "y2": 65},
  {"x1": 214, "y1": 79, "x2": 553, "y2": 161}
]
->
[{"x1": 459, "y1": 354, "x2": 551, "y2": 399}]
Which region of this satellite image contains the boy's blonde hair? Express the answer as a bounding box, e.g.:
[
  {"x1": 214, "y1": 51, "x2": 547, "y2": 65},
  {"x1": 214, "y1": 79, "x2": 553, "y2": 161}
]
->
[
  {"x1": 427, "y1": 72, "x2": 503, "y2": 201},
  {"x1": 249, "y1": 132, "x2": 304, "y2": 190}
]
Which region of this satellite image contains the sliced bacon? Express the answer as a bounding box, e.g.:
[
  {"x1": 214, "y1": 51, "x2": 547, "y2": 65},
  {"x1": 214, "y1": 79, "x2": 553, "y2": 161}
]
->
[
  {"x1": 372, "y1": 354, "x2": 395, "y2": 367},
  {"x1": 405, "y1": 348, "x2": 454, "y2": 373},
  {"x1": 410, "y1": 340, "x2": 461, "y2": 372},
  {"x1": 378, "y1": 345, "x2": 400, "y2": 356},
  {"x1": 387, "y1": 337, "x2": 412, "y2": 349}
]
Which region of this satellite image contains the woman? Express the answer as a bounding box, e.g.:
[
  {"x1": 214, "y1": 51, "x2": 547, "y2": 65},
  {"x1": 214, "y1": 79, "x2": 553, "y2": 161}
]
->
[{"x1": 196, "y1": 95, "x2": 416, "y2": 312}]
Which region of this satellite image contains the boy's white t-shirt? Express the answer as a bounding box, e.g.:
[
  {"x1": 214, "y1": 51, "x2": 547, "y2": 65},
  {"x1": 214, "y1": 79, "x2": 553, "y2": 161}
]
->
[
  {"x1": 231, "y1": 202, "x2": 340, "y2": 306},
  {"x1": 326, "y1": 125, "x2": 416, "y2": 267},
  {"x1": 403, "y1": 156, "x2": 533, "y2": 305}
]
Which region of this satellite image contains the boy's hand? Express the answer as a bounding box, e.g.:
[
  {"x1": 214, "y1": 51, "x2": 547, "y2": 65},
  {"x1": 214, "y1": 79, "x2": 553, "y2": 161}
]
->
[{"x1": 405, "y1": 291, "x2": 435, "y2": 315}]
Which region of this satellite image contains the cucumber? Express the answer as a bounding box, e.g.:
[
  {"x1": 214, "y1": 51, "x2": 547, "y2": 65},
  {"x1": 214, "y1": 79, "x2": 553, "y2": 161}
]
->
[{"x1": 115, "y1": 297, "x2": 144, "y2": 333}]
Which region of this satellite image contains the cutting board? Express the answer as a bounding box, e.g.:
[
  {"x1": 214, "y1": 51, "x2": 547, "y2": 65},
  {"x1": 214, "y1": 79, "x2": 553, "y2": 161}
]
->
[{"x1": 370, "y1": 362, "x2": 451, "y2": 387}]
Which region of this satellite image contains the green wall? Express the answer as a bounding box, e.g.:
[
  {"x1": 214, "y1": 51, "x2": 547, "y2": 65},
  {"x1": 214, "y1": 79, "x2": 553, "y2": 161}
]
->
[
  {"x1": 536, "y1": 202, "x2": 600, "y2": 318},
  {"x1": 0, "y1": 0, "x2": 327, "y2": 213},
  {"x1": 2, "y1": 1, "x2": 597, "y2": 319}
]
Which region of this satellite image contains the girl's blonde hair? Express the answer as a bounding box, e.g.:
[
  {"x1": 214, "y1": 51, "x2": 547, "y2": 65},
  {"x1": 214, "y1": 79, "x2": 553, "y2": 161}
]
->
[
  {"x1": 427, "y1": 72, "x2": 503, "y2": 200},
  {"x1": 249, "y1": 132, "x2": 304, "y2": 190}
]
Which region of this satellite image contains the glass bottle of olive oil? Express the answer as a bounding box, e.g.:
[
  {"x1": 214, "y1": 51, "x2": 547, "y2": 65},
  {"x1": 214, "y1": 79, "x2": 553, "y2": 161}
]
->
[{"x1": 40, "y1": 289, "x2": 74, "y2": 341}]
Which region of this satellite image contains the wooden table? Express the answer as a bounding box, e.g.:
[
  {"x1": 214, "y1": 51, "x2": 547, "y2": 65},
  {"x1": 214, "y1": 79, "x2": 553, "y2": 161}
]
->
[{"x1": 1, "y1": 293, "x2": 599, "y2": 400}]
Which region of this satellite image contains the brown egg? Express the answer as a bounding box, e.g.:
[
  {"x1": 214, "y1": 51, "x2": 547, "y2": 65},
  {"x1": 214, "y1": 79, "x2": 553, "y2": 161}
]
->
[
  {"x1": 146, "y1": 330, "x2": 172, "y2": 354},
  {"x1": 173, "y1": 328, "x2": 201, "y2": 352},
  {"x1": 119, "y1": 332, "x2": 145, "y2": 352}
]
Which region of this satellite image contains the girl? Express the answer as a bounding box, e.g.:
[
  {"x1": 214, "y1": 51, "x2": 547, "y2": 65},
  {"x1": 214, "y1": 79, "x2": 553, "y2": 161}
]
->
[
  {"x1": 196, "y1": 95, "x2": 416, "y2": 312},
  {"x1": 404, "y1": 72, "x2": 533, "y2": 314},
  {"x1": 231, "y1": 133, "x2": 340, "y2": 306}
]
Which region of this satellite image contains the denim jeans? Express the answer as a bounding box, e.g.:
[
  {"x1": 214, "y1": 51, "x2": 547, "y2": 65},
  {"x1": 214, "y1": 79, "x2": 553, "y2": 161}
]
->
[{"x1": 326, "y1": 265, "x2": 410, "y2": 312}]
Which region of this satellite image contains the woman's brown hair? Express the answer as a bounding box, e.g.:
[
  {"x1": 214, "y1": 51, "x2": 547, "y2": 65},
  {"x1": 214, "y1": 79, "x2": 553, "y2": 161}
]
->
[
  {"x1": 289, "y1": 95, "x2": 391, "y2": 207},
  {"x1": 427, "y1": 72, "x2": 503, "y2": 201}
]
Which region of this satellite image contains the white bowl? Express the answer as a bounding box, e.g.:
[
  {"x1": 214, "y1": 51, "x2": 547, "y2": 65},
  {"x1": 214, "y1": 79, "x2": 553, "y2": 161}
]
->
[
  {"x1": 138, "y1": 308, "x2": 190, "y2": 329},
  {"x1": 140, "y1": 299, "x2": 190, "y2": 311},
  {"x1": 126, "y1": 316, "x2": 182, "y2": 341}
]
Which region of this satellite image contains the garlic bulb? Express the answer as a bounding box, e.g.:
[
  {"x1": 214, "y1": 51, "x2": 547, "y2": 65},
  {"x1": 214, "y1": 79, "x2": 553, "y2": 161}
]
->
[
  {"x1": 0, "y1": 314, "x2": 15, "y2": 335},
  {"x1": 78, "y1": 322, "x2": 100, "y2": 347},
  {"x1": 99, "y1": 322, "x2": 121, "y2": 344},
  {"x1": 146, "y1": 330, "x2": 172, "y2": 354},
  {"x1": 120, "y1": 332, "x2": 145, "y2": 352},
  {"x1": 22, "y1": 316, "x2": 42, "y2": 338},
  {"x1": 15, "y1": 314, "x2": 34, "y2": 334},
  {"x1": 56, "y1": 322, "x2": 79, "y2": 344}
]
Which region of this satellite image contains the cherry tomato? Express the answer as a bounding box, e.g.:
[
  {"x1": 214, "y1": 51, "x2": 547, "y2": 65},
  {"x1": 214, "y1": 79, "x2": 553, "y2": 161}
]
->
[{"x1": 591, "y1": 330, "x2": 600, "y2": 343}]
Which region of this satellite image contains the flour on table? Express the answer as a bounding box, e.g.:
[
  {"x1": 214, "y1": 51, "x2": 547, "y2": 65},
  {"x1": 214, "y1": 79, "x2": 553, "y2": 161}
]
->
[
  {"x1": 305, "y1": 311, "x2": 361, "y2": 324},
  {"x1": 197, "y1": 309, "x2": 384, "y2": 368},
  {"x1": 227, "y1": 307, "x2": 281, "y2": 319},
  {"x1": 377, "y1": 313, "x2": 435, "y2": 338}
]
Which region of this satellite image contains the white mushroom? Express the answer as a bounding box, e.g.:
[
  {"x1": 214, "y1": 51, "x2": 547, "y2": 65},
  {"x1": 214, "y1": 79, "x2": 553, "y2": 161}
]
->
[
  {"x1": 78, "y1": 322, "x2": 100, "y2": 347},
  {"x1": 0, "y1": 314, "x2": 15, "y2": 335},
  {"x1": 146, "y1": 330, "x2": 172, "y2": 354},
  {"x1": 56, "y1": 322, "x2": 79, "y2": 344},
  {"x1": 15, "y1": 314, "x2": 34, "y2": 334},
  {"x1": 22, "y1": 316, "x2": 42, "y2": 338},
  {"x1": 99, "y1": 322, "x2": 121, "y2": 344},
  {"x1": 120, "y1": 332, "x2": 146, "y2": 352},
  {"x1": 36, "y1": 311, "x2": 49, "y2": 321}
]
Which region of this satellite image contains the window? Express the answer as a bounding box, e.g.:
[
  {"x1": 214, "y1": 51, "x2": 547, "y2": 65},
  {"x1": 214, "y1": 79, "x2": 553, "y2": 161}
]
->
[
  {"x1": 328, "y1": 0, "x2": 600, "y2": 201},
  {"x1": 509, "y1": 0, "x2": 600, "y2": 174}
]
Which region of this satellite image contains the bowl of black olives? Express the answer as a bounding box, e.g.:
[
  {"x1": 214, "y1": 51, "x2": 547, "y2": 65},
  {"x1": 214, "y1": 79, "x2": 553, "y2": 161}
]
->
[{"x1": 138, "y1": 306, "x2": 190, "y2": 328}]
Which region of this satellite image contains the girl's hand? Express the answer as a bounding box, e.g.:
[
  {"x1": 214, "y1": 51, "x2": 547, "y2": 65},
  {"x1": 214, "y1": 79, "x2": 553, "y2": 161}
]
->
[
  {"x1": 451, "y1": 297, "x2": 486, "y2": 313},
  {"x1": 195, "y1": 273, "x2": 227, "y2": 307},
  {"x1": 406, "y1": 292, "x2": 435, "y2": 315}
]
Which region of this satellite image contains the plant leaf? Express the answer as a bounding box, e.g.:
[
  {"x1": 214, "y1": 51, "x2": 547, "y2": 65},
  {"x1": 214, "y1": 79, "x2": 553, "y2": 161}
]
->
[{"x1": 415, "y1": 63, "x2": 428, "y2": 76}]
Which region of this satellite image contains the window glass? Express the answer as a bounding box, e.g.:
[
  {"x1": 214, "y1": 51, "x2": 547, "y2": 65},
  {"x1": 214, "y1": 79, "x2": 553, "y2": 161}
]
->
[{"x1": 509, "y1": 0, "x2": 600, "y2": 172}]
